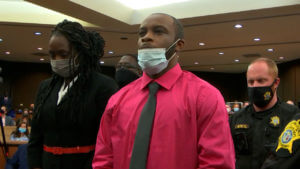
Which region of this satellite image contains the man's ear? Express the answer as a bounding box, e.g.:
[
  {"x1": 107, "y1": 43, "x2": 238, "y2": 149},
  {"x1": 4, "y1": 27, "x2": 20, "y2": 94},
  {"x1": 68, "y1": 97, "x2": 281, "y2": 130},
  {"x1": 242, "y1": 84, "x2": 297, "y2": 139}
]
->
[
  {"x1": 274, "y1": 77, "x2": 280, "y2": 89},
  {"x1": 175, "y1": 39, "x2": 185, "y2": 52}
]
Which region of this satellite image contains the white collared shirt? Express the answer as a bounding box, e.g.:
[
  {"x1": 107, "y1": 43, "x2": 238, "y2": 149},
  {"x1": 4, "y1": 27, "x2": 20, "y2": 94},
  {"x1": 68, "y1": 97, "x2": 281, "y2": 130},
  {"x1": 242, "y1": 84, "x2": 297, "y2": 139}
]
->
[{"x1": 57, "y1": 76, "x2": 78, "y2": 105}]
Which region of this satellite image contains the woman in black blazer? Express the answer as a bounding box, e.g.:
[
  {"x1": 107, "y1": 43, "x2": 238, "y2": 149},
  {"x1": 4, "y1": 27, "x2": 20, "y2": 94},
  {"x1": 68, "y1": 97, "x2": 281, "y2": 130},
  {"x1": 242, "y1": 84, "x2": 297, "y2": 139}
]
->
[{"x1": 27, "y1": 20, "x2": 118, "y2": 169}]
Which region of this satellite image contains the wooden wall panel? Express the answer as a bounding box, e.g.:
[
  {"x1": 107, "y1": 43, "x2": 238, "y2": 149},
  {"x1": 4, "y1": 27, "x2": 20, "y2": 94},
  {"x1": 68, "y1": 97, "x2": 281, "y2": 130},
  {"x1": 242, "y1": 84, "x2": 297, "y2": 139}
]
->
[
  {"x1": 295, "y1": 63, "x2": 300, "y2": 106},
  {"x1": 278, "y1": 66, "x2": 296, "y2": 102},
  {"x1": 11, "y1": 72, "x2": 51, "y2": 108},
  {"x1": 1, "y1": 59, "x2": 299, "y2": 109},
  {"x1": 277, "y1": 59, "x2": 300, "y2": 106}
]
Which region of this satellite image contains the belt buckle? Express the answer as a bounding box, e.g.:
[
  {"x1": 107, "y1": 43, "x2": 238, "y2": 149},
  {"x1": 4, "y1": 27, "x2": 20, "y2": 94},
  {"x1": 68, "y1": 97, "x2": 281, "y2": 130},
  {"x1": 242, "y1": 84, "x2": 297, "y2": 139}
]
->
[{"x1": 53, "y1": 147, "x2": 63, "y2": 155}]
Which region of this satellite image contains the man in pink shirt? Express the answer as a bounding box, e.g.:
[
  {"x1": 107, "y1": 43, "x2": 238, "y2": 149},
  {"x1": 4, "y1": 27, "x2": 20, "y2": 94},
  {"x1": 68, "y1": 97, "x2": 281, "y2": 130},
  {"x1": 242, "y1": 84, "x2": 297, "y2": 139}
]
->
[{"x1": 93, "y1": 13, "x2": 235, "y2": 169}]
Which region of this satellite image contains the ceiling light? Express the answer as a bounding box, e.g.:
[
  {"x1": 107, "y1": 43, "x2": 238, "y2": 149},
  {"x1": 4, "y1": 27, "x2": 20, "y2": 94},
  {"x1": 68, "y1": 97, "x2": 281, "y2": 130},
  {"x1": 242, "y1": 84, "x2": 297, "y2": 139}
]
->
[
  {"x1": 210, "y1": 67, "x2": 215, "y2": 70},
  {"x1": 37, "y1": 47, "x2": 43, "y2": 51},
  {"x1": 5, "y1": 51, "x2": 10, "y2": 55},
  {"x1": 34, "y1": 32, "x2": 42, "y2": 35},
  {"x1": 234, "y1": 24, "x2": 243, "y2": 29},
  {"x1": 194, "y1": 62, "x2": 199, "y2": 65},
  {"x1": 116, "y1": 0, "x2": 189, "y2": 9},
  {"x1": 199, "y1": 42, "x2": 205, "y2": 46},
  {"x1": 108, "y1": 51, "x2": 114, "y2": 54},
  {"x1": 0, "y1": 38, "x2": 2, "y2": 42},
  {"x1": 267, "y1": 48, "x2": 274, "y2": 52},
  {"x1": 100, "y1": 61, "x2": 105, "y2": 64},
  {"x1": 279, "y1": 56, "x2": 284, "y2": 60},
  {"x1": 40, "y1": 58, "x2": 45, "y2": 61},
  {"x1": 234, "y1": 59, "x2": 240, "y2": 62},
  {"x1": 253, "y1": 38, "x2": 261, "y2": 41},
  {"x1": 219, "y1": 52, "x2": 224, "y2": 55}
]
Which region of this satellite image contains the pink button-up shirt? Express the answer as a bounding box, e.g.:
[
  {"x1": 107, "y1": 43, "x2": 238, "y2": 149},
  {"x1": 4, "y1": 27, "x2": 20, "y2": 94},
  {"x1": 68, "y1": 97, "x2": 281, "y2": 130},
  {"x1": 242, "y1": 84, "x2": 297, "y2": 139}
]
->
[{"x1": 93, "y1": 64, "x2": 235, "y2": 169}]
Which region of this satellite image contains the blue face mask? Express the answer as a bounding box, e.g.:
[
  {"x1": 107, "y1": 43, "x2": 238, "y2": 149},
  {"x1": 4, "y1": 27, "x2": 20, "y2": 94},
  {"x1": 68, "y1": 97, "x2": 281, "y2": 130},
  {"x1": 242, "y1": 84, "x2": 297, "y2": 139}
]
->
[
  {"x1": 233, "y1": 108, "x2": 240, "y2": 112},
  {"x1": 19, "y1": 128, "x2": 26, "y2": 133},
  {"x1": 138, "y1": 39, "x2": 180, "y2": 76}
]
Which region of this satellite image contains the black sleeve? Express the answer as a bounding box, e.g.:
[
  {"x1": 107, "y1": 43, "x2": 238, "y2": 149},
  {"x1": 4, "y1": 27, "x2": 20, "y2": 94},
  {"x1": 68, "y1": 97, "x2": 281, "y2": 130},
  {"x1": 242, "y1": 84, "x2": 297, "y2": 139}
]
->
[
  {"x1": 85, "y1": 75, "x2": 118, "y2": 169},
  {"x1": 261, "y1": 148, "x2": 300, "y2": 169},
  {"x1": 95, "y1": 75, "x2": 118, "y2": 120},
  {"x1": 27, "y1": 81, "x2": 47, "y2": 169}
]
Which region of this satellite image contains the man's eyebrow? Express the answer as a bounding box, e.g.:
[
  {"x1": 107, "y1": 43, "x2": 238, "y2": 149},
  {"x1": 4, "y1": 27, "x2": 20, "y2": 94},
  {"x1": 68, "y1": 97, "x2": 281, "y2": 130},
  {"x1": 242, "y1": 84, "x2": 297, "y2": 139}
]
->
[{"x1": 153, "y1": 25, "x2": 168, "y2": 30}]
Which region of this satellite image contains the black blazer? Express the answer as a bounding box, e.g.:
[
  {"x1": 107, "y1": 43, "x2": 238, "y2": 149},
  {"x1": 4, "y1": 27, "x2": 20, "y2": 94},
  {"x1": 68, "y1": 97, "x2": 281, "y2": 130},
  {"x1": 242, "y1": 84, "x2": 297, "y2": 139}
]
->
[{"x1": 27, "y1": 72, "x2": 118, "y2": 169}]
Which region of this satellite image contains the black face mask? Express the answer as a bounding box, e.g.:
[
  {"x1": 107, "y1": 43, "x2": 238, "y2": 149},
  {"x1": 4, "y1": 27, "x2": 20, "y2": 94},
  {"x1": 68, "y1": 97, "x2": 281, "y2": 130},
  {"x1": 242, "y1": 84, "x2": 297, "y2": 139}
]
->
[
  {"x1": 248, "y1": 80, "x2": 276, "y2": 108},
  {"x1": 115, "y1": 68, "x2": 139, "y2": 89}
]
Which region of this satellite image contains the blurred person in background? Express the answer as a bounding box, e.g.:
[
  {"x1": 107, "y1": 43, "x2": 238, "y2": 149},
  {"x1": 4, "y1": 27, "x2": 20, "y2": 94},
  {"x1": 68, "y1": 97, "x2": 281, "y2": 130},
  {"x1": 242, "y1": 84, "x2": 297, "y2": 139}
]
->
[
  {"x1": 0, "y1": 95, "x2": 16, "y2": 118},
  {"x1": 1, "y1": 105, "x2": 15, "y2": 126},
  {"x1": 10, "y1": 121, "x2": 30, "y2": 142},
  {"x1": 243, "y1": 101, "x2": 250, "y2": 108},
  {"x1": 286, "y1": 100, "x2": 294, "y2": 105},
  {"x1": 115, "y1": 54, "x2": 142, "y2": 89},
  {"x1": 226, "y1": 103, "x2": 234, "y2": 116},
  {"x1": 233, "y1": 103, "x2": 241, "y2": 112},
  {"x1": 5, "y1": 144, "x2": 29, "y2": 169},
  {"x1": 16, "y1": 108, "x2": 32, "y2": 126},
  {"x1": 28, "y1": 104, "x2": 34, "y2": 114}
]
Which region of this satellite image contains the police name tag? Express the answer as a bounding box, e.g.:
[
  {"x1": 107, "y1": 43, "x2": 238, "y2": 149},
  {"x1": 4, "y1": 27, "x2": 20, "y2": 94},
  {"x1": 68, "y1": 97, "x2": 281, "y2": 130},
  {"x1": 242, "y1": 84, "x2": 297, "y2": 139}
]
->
[
  {"x1": 276, "y1": 119, "x2": 300, "y2": 154},
  {"x1": 235, "y1": 124, "x2": 249, "y2": 129}
]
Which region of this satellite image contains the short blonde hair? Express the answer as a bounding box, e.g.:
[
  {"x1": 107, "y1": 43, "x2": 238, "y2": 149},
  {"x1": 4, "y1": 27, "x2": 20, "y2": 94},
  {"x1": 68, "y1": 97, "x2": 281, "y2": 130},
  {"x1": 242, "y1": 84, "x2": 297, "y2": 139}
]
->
[{"x1": 248, "y1": 57, "x2": 278, "y2": 78}]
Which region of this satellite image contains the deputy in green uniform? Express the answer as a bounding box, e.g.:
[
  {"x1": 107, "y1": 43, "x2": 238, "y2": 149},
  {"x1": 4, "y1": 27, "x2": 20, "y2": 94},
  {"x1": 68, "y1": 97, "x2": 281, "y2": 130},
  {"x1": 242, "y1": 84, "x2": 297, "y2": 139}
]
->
[
  {"x1": 230, "y1": 58, "x2": 299, "y2": 169},
  {"x1": 27, "y1": 20, "x2": 118, "y2": 169}
]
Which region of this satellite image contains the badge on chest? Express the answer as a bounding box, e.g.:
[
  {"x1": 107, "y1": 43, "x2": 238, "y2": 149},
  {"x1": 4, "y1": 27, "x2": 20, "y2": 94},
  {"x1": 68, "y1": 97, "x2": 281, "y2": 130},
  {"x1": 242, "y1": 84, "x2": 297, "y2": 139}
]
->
[{"x1": 270, "y1": 116, "x2": 280, "y2": 127}]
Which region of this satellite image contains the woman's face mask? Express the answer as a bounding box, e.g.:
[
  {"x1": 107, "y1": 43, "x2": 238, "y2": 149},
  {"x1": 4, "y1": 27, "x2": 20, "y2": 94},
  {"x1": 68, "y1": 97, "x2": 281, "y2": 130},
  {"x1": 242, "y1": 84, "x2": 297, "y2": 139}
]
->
[
  {"x1": 50, "y1": 56, "x2": 79, "y2": 78},
  {"x1": 19, "y1": 128, "x2": 26, "y2": 133},
  {"x1": 138, "y1": 39, "x2": 180, "y2": 76}
]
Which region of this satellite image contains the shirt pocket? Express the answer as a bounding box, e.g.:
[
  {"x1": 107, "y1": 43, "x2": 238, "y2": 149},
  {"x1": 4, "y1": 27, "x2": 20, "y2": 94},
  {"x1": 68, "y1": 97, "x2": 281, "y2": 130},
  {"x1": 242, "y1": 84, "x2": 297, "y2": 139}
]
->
[{"x1": 233, "y1": 128, "x2": 252, "y2": 155}]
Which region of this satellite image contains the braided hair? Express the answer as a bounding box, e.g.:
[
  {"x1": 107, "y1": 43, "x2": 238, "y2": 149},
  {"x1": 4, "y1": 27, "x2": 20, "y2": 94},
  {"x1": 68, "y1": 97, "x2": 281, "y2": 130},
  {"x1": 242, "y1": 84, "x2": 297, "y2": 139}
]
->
[
  {"x1": 33, "y1": 20, "x2": 105, "y2": 125},
  {"x1": 52, "y1": 20, "x2": 105, "y2": 75}
]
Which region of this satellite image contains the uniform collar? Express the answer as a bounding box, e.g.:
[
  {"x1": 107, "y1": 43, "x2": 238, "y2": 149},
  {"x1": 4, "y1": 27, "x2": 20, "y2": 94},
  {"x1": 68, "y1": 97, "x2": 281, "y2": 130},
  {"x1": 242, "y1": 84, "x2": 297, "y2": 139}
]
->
[{"x1": 140, "y1": 64, "x2": 182, "y2": 90}]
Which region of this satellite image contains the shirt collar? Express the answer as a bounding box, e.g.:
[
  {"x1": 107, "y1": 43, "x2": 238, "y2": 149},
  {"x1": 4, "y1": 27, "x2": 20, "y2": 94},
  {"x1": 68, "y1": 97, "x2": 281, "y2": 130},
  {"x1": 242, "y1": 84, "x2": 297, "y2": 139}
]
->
[{"x1": 140, "y1": 64, "x2": 182, "y2": 90}]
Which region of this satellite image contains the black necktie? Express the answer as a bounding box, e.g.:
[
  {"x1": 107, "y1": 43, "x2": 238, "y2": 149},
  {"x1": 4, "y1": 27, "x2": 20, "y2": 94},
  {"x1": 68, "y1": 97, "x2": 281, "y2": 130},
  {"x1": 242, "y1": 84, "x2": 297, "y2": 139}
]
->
[{"x1": 129, "y1": 82, "x2": 160, "y2": 169}]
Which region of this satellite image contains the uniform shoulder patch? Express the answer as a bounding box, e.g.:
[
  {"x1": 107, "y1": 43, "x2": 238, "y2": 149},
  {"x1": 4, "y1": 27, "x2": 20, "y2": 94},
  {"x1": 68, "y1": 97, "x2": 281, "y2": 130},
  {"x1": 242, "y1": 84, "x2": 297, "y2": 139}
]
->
[
  {"x1": 276, "y1": 119, "x2": 300, "y2": 154},
  {"x1": 270, "y1": 116, "x2": 280, "y2": 127}
]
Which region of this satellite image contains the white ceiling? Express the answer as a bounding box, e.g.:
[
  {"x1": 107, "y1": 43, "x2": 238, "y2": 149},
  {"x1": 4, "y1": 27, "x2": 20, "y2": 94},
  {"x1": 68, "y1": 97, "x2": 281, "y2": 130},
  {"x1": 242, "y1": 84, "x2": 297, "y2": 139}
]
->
[{"x1": 0, "y1": 0, "x2": 300, "y2": 73}]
